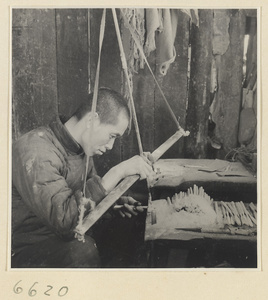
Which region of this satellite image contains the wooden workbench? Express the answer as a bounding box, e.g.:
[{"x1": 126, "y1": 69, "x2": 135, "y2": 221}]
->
[
  {"x1": 144, "y1": 159, "x2": 257, "y2": 267},
  {"x1": 152, "y1": 158, "x2": 256, "y2": 188}
]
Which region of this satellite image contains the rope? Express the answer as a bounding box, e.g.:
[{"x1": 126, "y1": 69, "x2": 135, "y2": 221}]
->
[
  {"x1": 112, "y1": 9, "x2": 157, "y2": 204},
  {"x1": 120, "y1": 9, "x2": 181, "y2": 130},
  {"x1": 83, "y1": 9, "x2": 107, "y2": 196},
  {"x1": 112, "y1": 8, "x2": 143, "y2": 155}
]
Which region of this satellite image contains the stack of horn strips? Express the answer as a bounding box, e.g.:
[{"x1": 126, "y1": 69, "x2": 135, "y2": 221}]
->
[{"x1": 215, "y1": 201, "x2": 257, "y2": 227}]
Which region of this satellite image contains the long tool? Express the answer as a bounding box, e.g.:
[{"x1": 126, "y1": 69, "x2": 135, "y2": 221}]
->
[
  {"x1": 74, "y1": 128, "x2": 189, "y2": 238},
  {"x1": 175, "y1": 227, "x2": 257, "y2": 236}
]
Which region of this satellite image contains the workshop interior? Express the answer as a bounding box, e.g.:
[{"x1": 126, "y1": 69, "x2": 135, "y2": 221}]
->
[{"x1": 12, "y1": 8, "x2": 258, "y2": 268}]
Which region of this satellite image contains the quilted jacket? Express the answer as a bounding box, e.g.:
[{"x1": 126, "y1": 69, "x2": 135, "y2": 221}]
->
[{"x1": 12, "y1": 116, "x2": 107, "y2": 253}]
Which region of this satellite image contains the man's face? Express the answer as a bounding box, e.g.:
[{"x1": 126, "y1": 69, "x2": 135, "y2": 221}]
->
[{"x1": 81, "y1": 110, "x2": 129, "y2": 156}]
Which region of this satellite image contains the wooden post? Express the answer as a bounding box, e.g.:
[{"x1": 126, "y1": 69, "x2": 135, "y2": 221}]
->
[
  {"x1": 213, "y1": 10, "x2": 246, "y2": 157},
  {"x1": 185, "y1": 10, "x2": 213, "y2": 158}
]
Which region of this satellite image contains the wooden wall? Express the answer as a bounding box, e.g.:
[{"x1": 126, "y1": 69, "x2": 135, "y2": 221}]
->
[
  {"x1": 12, "y1": 9, "x2": 257, "y2": 174},
  {"x1": 12, "y1": 9, "x2": 58, "y2": 139},
  {"x1": 56, "y1": 9, "x2": 89, "y2": 118}
]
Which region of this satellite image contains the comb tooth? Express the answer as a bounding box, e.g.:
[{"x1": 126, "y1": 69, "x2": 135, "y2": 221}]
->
[
  {"x1": 219, "y1": 203, "x2": 226, "y2": 225},
  {"x1": 219, "y1": 203, "x2": 225, "y2": 224},
  {"x1": 231, "y1": 202, "x2": 242, "y2": 226},
  {"x1": 200, "y1": 186, "x2": 204, "y2": 197},
  {"x1": 151, "y1": 209, "x2": 157, "y2": 225},
  {"x1": 221, "y1": 203, "x2": 231, "y2": 225},
  {"x1": 240, "y1": 201, "x2": 254, "y2": 227},
  {"x1": 235, "y1": 202, "x2": 246, "y2": 226},
  {"x1": 237, "y1": 202, "x2": 248, "y2": 226},
  {"x1": 249, "y1": 202, "x2": 257, "y2": 219},
  {"x1": 214, "y1": 201, "x2": 220, "y2": 224}
]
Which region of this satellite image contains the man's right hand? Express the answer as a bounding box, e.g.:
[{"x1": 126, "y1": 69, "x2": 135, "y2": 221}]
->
[
  {"x1": 119, "y1": 154, "x2": 155, "y2": 180},
  {"x1": 101, "y1": 153, "x2": 156, "y2": 193}
]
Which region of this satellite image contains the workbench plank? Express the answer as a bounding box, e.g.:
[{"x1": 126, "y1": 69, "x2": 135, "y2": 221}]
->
[{"x1": 153, "y1": 159, "x2": 257, "y2": 187}]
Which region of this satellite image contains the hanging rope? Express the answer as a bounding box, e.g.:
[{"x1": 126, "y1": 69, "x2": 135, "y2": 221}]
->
[
  {"x1": 83, "y1": 9, "x2": 107, "y2": 196},
  {"x1": 112, "y1": 9, "x2": 157, "y2": 205},
  {"x1": 75, "y1": 9, "x2": 107, "y2": 242},
  {"x1": 112, "y1": 8, "x2": 143, "y2": 155},
  {"x1": 120, "y1": 9, "x2": 181, "y2": 130}
]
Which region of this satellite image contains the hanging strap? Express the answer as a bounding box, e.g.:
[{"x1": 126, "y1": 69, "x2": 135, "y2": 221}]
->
[
  {"x1": 83, "y1": 9, "x2": 106, "y2": 196},
  {"x1": 120, "y1": 9, "x2": 181, "y2": 130},
  {"x1": 112, "y1": 8, "x2": 143, "y2": 155}
]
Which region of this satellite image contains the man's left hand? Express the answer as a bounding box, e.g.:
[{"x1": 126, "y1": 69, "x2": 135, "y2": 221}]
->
[{"x1": 113, "y1": 196, "x2": 145, "y2": 218}]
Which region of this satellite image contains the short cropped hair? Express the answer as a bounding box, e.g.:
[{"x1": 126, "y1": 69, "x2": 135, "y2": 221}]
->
[{"x1": 73, "y1": 87, "x2": 130, "y2": 125}]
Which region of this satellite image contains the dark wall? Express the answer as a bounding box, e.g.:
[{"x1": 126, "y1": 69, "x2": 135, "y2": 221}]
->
[
  {"x1": 56, "y1": 9, "x2": 89, "y2": 118},
  {"x1": 12, "y1": 9, "x2": 255, "y2": 173},
  {"x1": 12, "y1": 9, "x2": 58, "y2": 139}
]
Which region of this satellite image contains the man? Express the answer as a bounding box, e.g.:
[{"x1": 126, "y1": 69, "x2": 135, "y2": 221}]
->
[{"x1": 12, "y1": 87, "x2": 155, "y2": 268}]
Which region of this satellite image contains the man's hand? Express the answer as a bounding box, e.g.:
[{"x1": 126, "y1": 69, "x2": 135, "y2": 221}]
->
[
  {"x1": 101, "y1": 152, "x2": 157, "y2": 193},
  {"x1": 113, "y1": 196, "x2": 145, "y2": 218},
  {"x1": 119, "y1": 154, "x2": 155, "y2": 180}
]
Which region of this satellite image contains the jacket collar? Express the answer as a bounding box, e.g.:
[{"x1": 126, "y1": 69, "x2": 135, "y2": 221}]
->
[{"x1": 49, "y1": 116, "x2": 84, "y2": 155}]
